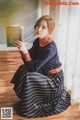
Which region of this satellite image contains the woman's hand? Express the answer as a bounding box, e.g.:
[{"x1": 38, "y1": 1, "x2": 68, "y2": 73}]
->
[{"x1": 13, "y1": 40, "x2": 28, "y2": 54}]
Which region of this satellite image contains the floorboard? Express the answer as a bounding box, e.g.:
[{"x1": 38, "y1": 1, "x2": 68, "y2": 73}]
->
[{"x1": 0, "y1": 50, "x2": 80, "y2": 120}]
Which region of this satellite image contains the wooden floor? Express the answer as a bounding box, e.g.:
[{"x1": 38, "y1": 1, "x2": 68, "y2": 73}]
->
[{"x1": 0, "y1": 50, "x2": 80, "y2": 120}]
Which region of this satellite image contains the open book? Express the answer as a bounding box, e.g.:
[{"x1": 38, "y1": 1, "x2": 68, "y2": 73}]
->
[{"x1": 6, "y1": 25, "x2": 23, "y2": 47}]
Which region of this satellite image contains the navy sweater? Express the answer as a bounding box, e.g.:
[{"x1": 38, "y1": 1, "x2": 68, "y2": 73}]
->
[{"x1": 24, "y1": 38, "x2": 62, "y2": 75}]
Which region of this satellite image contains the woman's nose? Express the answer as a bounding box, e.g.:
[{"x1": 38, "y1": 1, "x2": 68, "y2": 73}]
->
[{"x1": 38, "y1": 26, "x2": 42, "y2": 32}]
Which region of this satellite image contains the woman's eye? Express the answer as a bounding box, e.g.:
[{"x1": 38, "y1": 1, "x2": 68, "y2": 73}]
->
[
  {"x1": 37, "y1": 25, "x2": 39, "y2": 27},
  {"x1": 42, "y1": 26, "x2": 45, "y2": 29},
  {"x1": 36, "y1": 25, "x2": 39, "y2": 29}
]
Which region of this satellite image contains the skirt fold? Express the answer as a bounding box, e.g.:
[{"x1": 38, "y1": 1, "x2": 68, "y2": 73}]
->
[{"x1": 11, "y1": 65, "x2": 70, "y2": 117}]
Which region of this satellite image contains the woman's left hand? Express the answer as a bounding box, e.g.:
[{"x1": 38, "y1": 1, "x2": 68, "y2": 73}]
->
[{"x1": 13, "y1": 40, "x2": 28, "y2": 54}]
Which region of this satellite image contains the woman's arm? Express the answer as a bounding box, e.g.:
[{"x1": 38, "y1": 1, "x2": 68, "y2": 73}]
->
[
  {"x1": 13, "y1": 40, "x2": 31, "y2": 62},
  {"x1": 13, "y1": 40, "x2": 57, "y2": 73},
  {"x1": 25, "y1": 45, "x2": 57, "y2": 72}
]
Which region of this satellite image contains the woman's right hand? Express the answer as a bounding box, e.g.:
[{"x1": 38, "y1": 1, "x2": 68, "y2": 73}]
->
[{"x1": 13, "y1": 40, "x2": 28, "y2": 54}]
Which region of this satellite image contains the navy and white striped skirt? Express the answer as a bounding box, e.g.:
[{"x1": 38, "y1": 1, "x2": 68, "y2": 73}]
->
[{"x1": 11, "y1": 64, "x2": 70, "y2": 118}]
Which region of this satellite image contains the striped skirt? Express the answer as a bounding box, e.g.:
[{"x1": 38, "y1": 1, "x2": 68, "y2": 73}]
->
[{"x1": 11, "y1": 64, "x2": 71, "y2": 118}]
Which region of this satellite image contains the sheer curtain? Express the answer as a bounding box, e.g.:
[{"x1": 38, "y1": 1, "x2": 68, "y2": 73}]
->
[
  {"x1": 57, "y1": 3, "x2": 80, "y2": 105},
  {"x1": 39, "y1": 0, "x2": 80, "y2": 105}
]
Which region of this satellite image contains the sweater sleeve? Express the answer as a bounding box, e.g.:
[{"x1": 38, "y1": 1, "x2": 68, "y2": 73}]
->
[
  {"x1": 20, "y1": 38, "x2": 39, "y2": 63},
  {"x1": 25, "y1": 44, "x2": 57, "y2": 72}
]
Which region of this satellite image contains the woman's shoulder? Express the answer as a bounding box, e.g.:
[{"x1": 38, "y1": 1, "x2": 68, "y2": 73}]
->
[
  {"x1": 39, "y1": 40, "x2": 57, "y2": 56},
  {"x1": 33, "y1": 37, "x2": 39, "y2": 45},
  {"x1": 45, "y1": 40, "x2": 57, "y2": 50}
]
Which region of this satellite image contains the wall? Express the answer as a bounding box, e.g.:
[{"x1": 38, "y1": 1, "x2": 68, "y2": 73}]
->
[{"x1": 0, "y1": 0, "x2": 38, "y2": 50}]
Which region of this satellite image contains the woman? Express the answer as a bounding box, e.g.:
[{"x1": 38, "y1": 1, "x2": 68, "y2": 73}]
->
[{"x1": 11, "y1": 15, "x2": 70, "y2": 118}]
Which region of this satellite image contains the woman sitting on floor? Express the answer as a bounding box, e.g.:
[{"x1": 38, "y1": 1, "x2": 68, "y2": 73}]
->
[{"x1": 11, "y1": 15, "x2": 71, "y2": 118}]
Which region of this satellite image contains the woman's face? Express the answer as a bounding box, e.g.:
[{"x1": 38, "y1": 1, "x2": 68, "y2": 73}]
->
[{"x1": 35, "y1": 20, "x2": 49, "y2": 39}]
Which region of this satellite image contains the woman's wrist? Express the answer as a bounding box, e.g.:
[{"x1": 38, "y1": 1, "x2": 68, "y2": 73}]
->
[
  {"x1": 21, "y1": 52, "x2": 31, "y2": 61},
  {"x1": 19, "y1": 47, "x2": 28, "y2": 54}
]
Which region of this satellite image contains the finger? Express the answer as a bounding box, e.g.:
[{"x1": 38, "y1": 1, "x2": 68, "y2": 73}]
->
[
  {"x1": 13, "y1": 42, "x2": 21, "y2": 48},
  {"x1": 14, "y1": 40, "x2": 22, "y2": 46},
  {"x1": 13, "y1": 42, "x2": 21, "y2": 47},
  {"x1": 15, "y1": 40, "x2": 25, "y2": 45},
  {"x1": 14, "y1": 40, "x2": 22, "y2": 44}
]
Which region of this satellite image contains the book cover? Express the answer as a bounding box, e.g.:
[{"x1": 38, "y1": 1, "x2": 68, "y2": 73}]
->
[{"x1": 6, "y1": 26, "x2": 22, "y2": 47}]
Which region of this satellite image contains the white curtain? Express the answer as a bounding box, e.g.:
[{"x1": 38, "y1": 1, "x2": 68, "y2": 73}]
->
[
  {"x1": 57, "y1": 2, "x2": 80, "y2": 105},
  {"x1": 40, "y1": 0, "x2": 80, "y2": 104}
]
